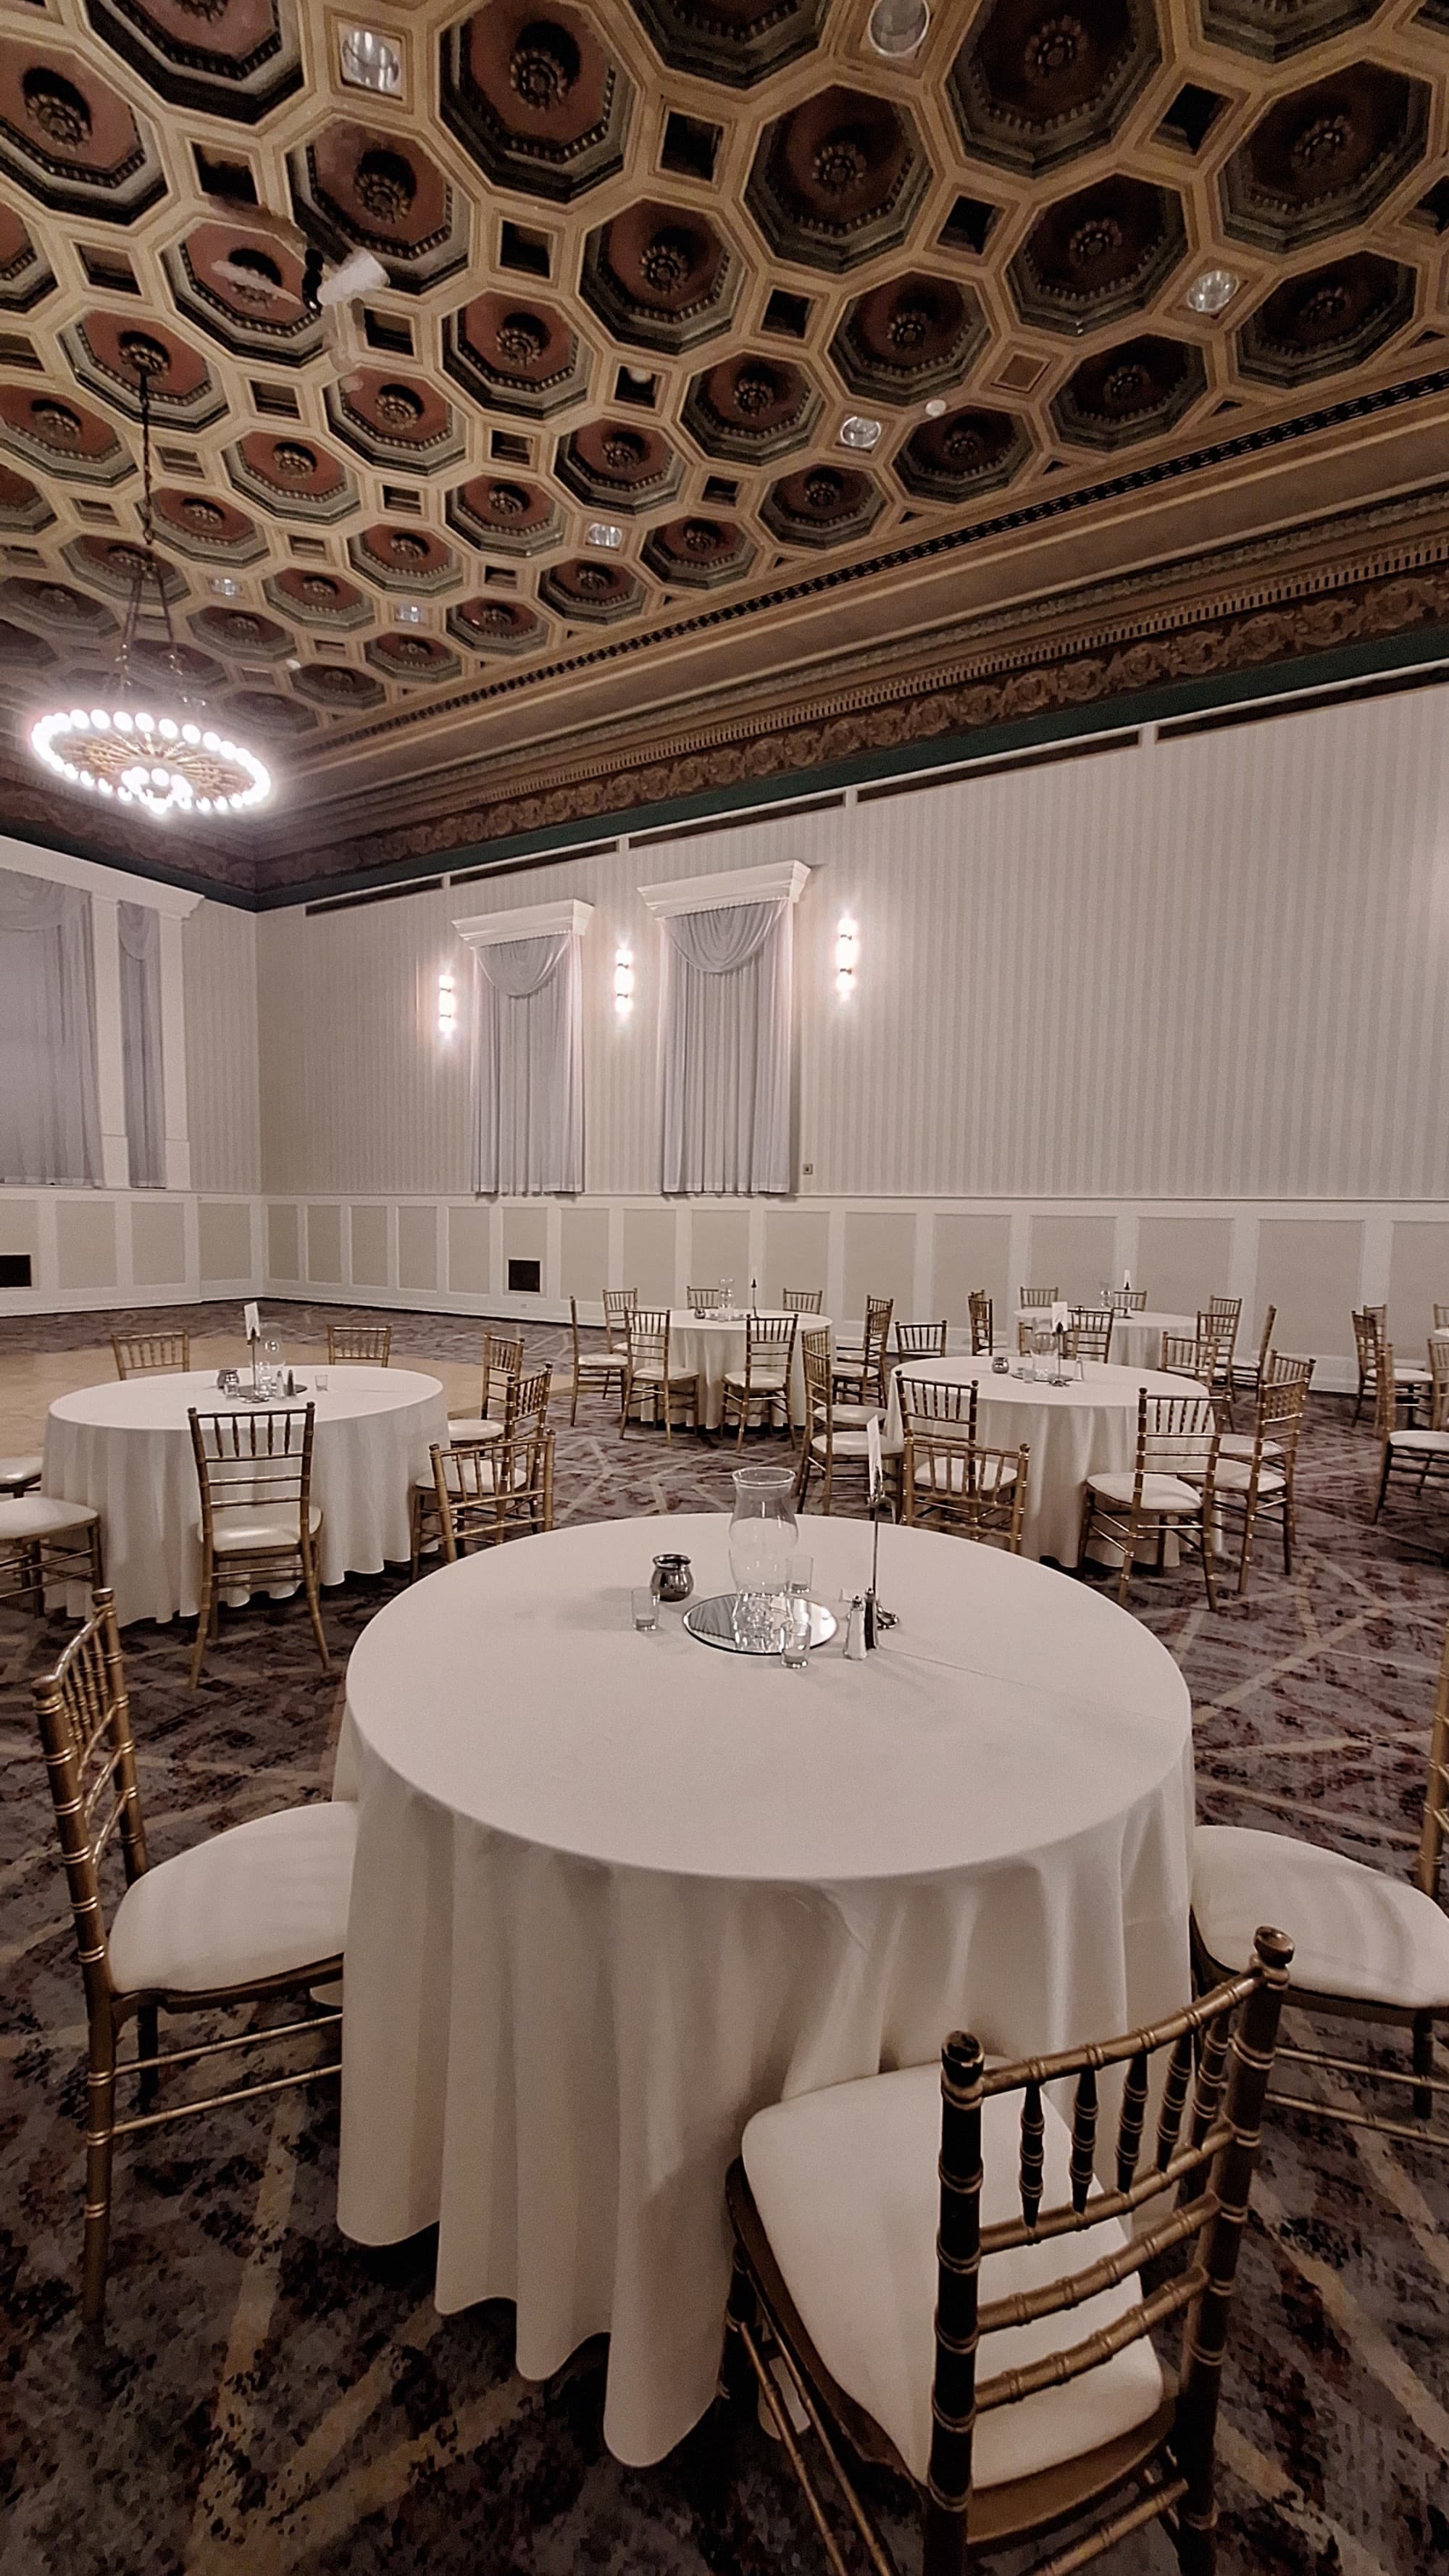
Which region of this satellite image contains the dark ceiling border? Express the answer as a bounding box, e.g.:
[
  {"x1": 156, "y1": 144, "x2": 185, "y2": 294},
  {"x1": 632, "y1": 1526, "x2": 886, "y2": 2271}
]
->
[{"x1": 253, "y1": 618, "x2": 1449, "y2": 911}]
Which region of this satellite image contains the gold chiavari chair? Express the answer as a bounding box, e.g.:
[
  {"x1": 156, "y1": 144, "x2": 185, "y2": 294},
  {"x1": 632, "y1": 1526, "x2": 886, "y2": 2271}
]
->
[
  {"x1": 687, "y1": 1284, "x2": 728, "y2": 1310},
  {"x1": 1068, "y1": 1305, "x2": 1114, "y2": 1363},
  {"x1": 432, "y1": 1423, "x2": 555, "y2": 1555},
  {"x1": 112, "y1": 1330, "x2": 190, "y2": 1378},
  {"x1": 325, "y1": 1319, "x2": 391, "y2": 1366},
  {"x1": 722, "y1": 1928, "x2": 1292, "y2": 2576},
  {"x1": 895, "y1": 1319, "x2": 948, "y2": 1361},
  {"x1": 1124, "y1": 1287, "x2": 1148, "y2": 1310},
  {"x1": 187, "y1": 1404, "x2": 328, "y2": 1685},
  {"x1": 1196, "y1": 1302, "x2": 1241, "y2": 1423},
  {"x1": 1160, "y1": 1318, "x2": 1229, "y2": 1391},
  {"x1": 1218, "y1": 1350, "x2": 1312, "y2": 1468},
  {"x1": 32, "y1": 1589, "x2": 354, "y2": 2321},
  {"x1": 620, "y1": 1307, "x2": 699, "y2": 1442},
  {"x1": 900, "y1": 1380, "x2": 1027, "y2": 1552},
  {"x1": 1371, "y1": 1340, "x2": 1449, "y2": 1530},
  {"x1": 967, "y1": 1290, "x2": 993, "y2": 1355},
  {"x1": 412, "y1": 1364, "x2": 552, "y2": 1572},
  {"x1": 1080, "y1": 1389, "x2": 1222, "y2": 1610},
  {"x1": 796, "y1": 1329, "x2": 877, "y2": 1517},
  {"x1": 602, "y1": 1286, "x2": 638, "y2": 1349},
  {"x1": 446, "y1": 1329, "x2": 525, "y2": 1443},
  {"x1": 1353, "y1": 1307, "x2": 1432, "y2": 1428},
  {"x1": 781, "y1": 1287, "x2": 824, "y2": 1313},
  {"x1": 1018, "y1": 1284, "x2": 1057, "y2": 1309},
  {"x1": 1230, "y1": 1303, "x2": 1277, "y2": 1406},
  {"x1": 0, "y1": 1485, "x2": 103, "y2": 1612},
  {"x1": 1211, "y1": 1376, "x2": 1308, "y2": 1595},
  {"x1": 832, "y1": 1294, "x2": 893, "y2": 1410},
  {"x1": 722, "y1": 1311, "x2": 797, "y2": 1448},
  {"x1": 566, "y1": 1295, "x2": 627, "y2": 1423},
  {"x1": 1193, "y1": 1620, "x2": 1449, "y2": 2157}
]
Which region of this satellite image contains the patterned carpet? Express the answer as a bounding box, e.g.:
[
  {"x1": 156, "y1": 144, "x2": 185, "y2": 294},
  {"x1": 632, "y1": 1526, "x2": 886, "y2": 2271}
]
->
[{"x1": 2, "y1": 1300, "x2": 1447, "y2": 2576}]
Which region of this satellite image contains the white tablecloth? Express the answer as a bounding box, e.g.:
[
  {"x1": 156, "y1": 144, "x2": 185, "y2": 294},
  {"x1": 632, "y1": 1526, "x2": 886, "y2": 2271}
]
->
[
  {"x1": 334, "y1": 1510, "x2": 1193, "y2": 2466},
  {"x1": 666, "y1": 1309, "x2": 823, "y2": 1429},
  {"x1": 1015, "y1": 1308, "x2": 1194, "y2": 1373},
  {"x1": 887, "y1": 1356, "x2": 1200, "y2": 1565},
  {"x1": 43, "y1": 1366, "x2": 447, "y2": 1626}
]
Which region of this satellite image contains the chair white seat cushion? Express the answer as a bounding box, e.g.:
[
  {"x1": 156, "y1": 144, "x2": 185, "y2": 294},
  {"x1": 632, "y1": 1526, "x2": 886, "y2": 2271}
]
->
[
  {"x1": 632, "y1": 1362, "x2": 696, "y2": 1384},
  {"x1": 575, "y1": 1352, "x2": 624, "y2": 1376},
  {"x1": 446, "y1": 1416, "x2": 504, "y2": 1443},
  {"x1": 1193, "y1": 1824, "x2": 1449, "y2": 2011},
  {"x1": 1086, "y1": 1472, "x2": 1202, "y2": 1512},
  {"x1": 1392, "y1": 1366, "x2": 1432, "y2": 1387},
  {"x1": 743, "y1": 2065, "x2": 1162, "y2": 2491},
  {"x1": 108, "y1": 1801, "x2": 357, "y2": 1996},
  {"x1": 832, "y1": 1401, "x2": 882, "y2": 1428},
  {"x1": 724, "y1": 1369, "x2": 788, "y2": 1395},
  {"x1": 0, "y1": 1492, "x2": 99, "y2": 1540},
  {"x1": 206, "y1": 1501, "x2": 322, "y2": 1554},
  {"x1": 911, "y1": 1453, "x2": 1016, "y2": 1494},
  {"x1": 1217, "y1": 1434, "x2": 1282, "y2": 1463},
  {"x1": 811, "y1": 1429, "x2": 877, "y2": 1460},
  {"x1": 0, "y1": 1453, "x2": 43, "y2": 1492},
  {"x1": 1212, "y1": 1460, "x2": 1287, "y2": 1497},
  {"x1": 1387, "y1": 1431, "x2": 1449, "y2": 1455}
]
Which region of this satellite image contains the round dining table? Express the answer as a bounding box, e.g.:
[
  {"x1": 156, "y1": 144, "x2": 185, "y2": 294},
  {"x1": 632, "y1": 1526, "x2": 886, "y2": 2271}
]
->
[
  {"x1": 885, "y1": 1354, "x2": 1203, "y2": 1564},
  {"x1": 43, "y1": 1365, "x2": 447, "y2": 1627},
  {"x1": 1015, "y1": 1308, "x2": 1194, "y2": 1373},
  {"x1": 667, "y1": 1307, "x2": 824, "y2": 1429},
  {"x1": 333, "y1": 1510, "x2": 1193, "y2": 2468}
]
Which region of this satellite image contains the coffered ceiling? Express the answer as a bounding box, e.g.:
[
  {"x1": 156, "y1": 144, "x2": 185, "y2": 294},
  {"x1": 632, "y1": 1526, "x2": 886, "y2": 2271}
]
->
[{"x1": 1, "y1": 0, "x2": 1448, "y2": 896}]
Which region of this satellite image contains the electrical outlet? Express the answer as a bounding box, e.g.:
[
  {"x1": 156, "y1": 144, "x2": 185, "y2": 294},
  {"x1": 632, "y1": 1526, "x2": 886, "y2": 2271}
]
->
[{"x1": 801, "y1": 1163, "x2": 814, "y2": 1176}]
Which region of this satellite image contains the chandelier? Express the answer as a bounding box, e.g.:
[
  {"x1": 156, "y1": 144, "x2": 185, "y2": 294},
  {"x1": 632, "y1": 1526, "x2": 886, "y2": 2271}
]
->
[{"x1": 28, "y1": 355, "x2": 272, "y2": 823}]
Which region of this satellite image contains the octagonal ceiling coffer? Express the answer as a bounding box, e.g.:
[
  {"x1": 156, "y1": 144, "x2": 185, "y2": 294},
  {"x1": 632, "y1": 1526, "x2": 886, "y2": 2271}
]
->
[
  {"x1": 760, "y1": 462, "x2": 883, "y2": 547},
  {"x1": 830, "y1": 272, "x2": 987, "y2": 403},
  {"x1": 581, "y1": 200, "x2": 739, "y2": 352},
  {"x1": 1235, "y1": 250, "x2": 1416, "y2": 384},
  {"x1": 539, "y1": 555, "x2": 645, "y2": 619},
  {"x1": 1051, "y1": 333, "x2": 1206, "y2": 447},
  {"x1": 1222, "y1": 63, "x2": 1429, "y2": 254},
  {"x1": 447, "y1": 471, "x2": 562, "y2": 555},
  {"x1": 1009, "y1": 177, "x2": 1187, "y2": 335},
  {"x1": 1198, "y1": 0, "x2": 1383, "y2": 64},
  {"x1": 288, "y1": 121, "x2": 469, "y2": 295},
  {"x1": 442, "y1": 4, "x2": 632, "y2": 202},
  {"x1": 556, "y1": 418, "x2": 684, "y2": 512},
  {"x1": 449, "y1": 594, "x2": 548, "y2": 654},
  {"x1": 0, "y1": 38, "x2": 166, "y2": 223},
  {"x1": 642, "y1": 514, "x2": 755, "y2": 587},
  {"x1": 629, "y1": 0, "x2": 828, "y2": 87},
  {"x1": 894, "y1": 403, "x2": 1031, "y2": 502},
  {"x1": 680, "y1": 350, "x2": 821, "y2": 461},
  {"x1": 443, "y1": 291, "x2": 590, "y2": 417},
  {"x1": 746, "y1": 85, "x2": 930, "y2": 275},
  {"x1": 83, "y1": 0, "x2": 304, "y2": 123},
  {"x1": 949, "y1": 0, "x2": 1161, "y2": 178}
]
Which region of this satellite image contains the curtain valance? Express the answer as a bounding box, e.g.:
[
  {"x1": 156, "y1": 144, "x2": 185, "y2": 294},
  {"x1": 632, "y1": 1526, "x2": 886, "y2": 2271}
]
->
[
  {"x1": 643, "y1": 862, "x2": 809, "y2": 1198},
  {"x1": 118, "y1": 900, "x2": 164, "y2": 1187}
]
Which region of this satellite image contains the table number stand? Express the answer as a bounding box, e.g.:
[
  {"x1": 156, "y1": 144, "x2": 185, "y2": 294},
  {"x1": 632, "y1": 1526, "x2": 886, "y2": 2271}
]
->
[{"x1": 863, "y1": 1425, "x2": 897, "y2": 1649}]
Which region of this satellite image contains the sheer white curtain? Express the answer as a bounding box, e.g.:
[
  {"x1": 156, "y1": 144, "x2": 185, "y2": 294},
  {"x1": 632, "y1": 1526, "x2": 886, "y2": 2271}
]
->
[
  {"x1": 0, "y1": 868, "x2": 101, "y2": 1185},
  {"x1": 118, "y1": 900, "x2": 164, "y2": 1188},
  {"x1": 470, "y1": 930, "x2": 584, "y2": 1194},
  {"x1": 659, "y1": 898, "x2": 793, "y2": 1195}
]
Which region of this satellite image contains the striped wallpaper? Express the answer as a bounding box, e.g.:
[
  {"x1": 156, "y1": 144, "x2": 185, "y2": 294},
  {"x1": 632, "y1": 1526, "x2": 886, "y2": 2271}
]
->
[{"x1": 237, "y1": 685, "x2": 1449, "y2": 1208}]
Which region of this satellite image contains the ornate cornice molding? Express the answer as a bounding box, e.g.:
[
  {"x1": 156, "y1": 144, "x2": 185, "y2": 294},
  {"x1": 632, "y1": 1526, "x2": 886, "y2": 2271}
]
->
[{"x1": 252, "y1": 482, "x2": 1449, "y2": 892}]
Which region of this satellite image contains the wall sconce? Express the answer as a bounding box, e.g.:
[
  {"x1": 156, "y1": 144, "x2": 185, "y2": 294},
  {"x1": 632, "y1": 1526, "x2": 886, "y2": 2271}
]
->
[
  {"x1": 437, "y1": 969, "x2": 457, "y2": 1039},
  {"x1": 835, "y1": 916, "x2": 859, "y2": 998},
  {"x1": 614, "y1": 945, "x2": 634, "y2": 1017}
]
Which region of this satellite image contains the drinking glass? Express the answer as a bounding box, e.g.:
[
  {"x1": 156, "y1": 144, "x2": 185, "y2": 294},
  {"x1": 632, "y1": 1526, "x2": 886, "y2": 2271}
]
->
[
  {"x1": 789, "y1": 1551, "x2": 813, "y2": 1600},
  {"x1": 631, "y1": 1588, "x2": 658, "y2": 1633},
  {"x1": 781, "y1": 1594, "x2": 812, "y2": 1671},
  {"x1": 314, "y1": 1366, "x2": 329, "y2": 1392}
]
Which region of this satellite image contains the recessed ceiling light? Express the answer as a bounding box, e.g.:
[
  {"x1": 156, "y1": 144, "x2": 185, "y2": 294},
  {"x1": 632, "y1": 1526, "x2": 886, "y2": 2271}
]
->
[
  {"x1": 839, "y1": 415, "x2": 882, "y2": 451},
  {"x1": 585, "y1": 521, "x2": 624, "y2": 549},
  {"x1": 924, "y1": 398, "x2": 947, "y2": 418},
  {"x1": 340, "y1": 26, "x2": 401, "y2": 93},
  {"x1": 393, "y1": 602, "x2": 424, "y2": 624},
  {"x1": 1186, "y1": 267, "x2": 1241, "y2": 317},
  {"x1": 867, "y1": 0, "x2": 930, "y2": 56},
  {"x1": 209, "y1": 575, "x2": 240, "y2": 597},
  {"x1": 284, "y1": 656, "x2": 301, "y2": 669}
]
